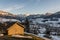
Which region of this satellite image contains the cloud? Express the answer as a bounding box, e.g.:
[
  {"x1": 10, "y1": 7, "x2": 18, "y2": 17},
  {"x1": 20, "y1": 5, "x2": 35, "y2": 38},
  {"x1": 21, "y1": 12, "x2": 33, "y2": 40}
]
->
[{"x1": 1, "y1": 5, "x2": 24, "y2": 12}]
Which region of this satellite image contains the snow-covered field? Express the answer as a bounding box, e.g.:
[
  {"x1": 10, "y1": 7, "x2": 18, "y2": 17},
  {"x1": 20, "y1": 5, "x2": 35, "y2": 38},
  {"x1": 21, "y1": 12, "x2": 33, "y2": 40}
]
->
[
  {"x1": 38, "y1": 34, "x2": 60, "y2": 40},
  {"x1": 51, "y1": 35, "x2": 60, "y2": 40}
]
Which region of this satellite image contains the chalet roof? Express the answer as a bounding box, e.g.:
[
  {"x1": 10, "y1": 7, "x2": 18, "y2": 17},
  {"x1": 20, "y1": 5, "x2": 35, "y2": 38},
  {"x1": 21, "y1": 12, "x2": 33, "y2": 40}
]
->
[{"x1": 0, "y1": 21, "x2": 24, "y2": 31}]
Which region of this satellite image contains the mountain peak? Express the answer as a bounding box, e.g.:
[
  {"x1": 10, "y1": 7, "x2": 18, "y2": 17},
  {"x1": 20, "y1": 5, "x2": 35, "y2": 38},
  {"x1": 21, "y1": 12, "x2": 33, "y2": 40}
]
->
[
  {"x1": 55, "y1": 11, "x2": 60, "y2": 14},
  {"x1": 0, "y1": 10, "x2": 13, "y2": 16}
]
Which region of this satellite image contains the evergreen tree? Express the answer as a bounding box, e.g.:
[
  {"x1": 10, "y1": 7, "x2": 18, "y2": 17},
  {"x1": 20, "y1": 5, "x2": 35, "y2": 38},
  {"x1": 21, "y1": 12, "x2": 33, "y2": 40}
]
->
[{"x1": 25, "y1": 18, "x2": 30, "y2": 33}]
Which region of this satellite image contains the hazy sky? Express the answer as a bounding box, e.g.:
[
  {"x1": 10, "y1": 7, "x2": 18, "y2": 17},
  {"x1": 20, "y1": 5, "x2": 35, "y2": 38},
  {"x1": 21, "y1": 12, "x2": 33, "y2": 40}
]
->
[{"x1": 0, "y1": 0, "x2": 60, "y2": 14}]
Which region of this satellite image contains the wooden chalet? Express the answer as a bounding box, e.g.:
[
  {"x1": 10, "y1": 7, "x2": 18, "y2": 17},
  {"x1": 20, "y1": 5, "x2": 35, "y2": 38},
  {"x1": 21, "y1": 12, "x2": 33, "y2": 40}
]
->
[{"x1": 0, "y1": 22, "x2": 24, "y2": 35}]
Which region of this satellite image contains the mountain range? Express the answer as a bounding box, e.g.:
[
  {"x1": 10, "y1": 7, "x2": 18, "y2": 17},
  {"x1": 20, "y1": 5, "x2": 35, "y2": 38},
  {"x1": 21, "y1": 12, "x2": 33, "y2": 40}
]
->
[
  {"x1": 43, "y1": 11, "x2": 60, "y2": 19},
  {"x1": 0, "y1": 10, "x2": 60, "y2": 21}
]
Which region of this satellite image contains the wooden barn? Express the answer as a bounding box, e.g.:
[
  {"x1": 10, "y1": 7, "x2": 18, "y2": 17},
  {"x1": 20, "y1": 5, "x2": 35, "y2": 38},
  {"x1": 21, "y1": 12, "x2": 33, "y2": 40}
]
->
[
  {"x1": 0, "y1": 22, "x2": 24, "y2": 35},
  {"x1": 7, "y1": 22, "x2": 24, "y2": 35}
]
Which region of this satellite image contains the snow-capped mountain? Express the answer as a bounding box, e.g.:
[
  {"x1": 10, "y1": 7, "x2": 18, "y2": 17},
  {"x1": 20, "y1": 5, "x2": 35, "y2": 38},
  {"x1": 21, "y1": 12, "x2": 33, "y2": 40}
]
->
[
  {"x1": 0, "y1": 10, "x2": 20, "y2": 19},
  {"x1": 0, "y1": 10, "x2": 21, "y2": 22},
  {"x1": 0, "y1": 10, "x2": 14, "y2": 16}
]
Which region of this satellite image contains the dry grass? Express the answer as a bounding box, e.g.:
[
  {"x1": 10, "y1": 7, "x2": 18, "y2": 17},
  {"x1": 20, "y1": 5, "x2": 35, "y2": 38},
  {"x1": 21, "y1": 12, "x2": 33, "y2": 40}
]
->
[
  {"x1": 0, "y1": 33, "x2": 45, "y2": 40},
  {"x1": 24, "y1": 33, "x2": 45, "y2": 40}
]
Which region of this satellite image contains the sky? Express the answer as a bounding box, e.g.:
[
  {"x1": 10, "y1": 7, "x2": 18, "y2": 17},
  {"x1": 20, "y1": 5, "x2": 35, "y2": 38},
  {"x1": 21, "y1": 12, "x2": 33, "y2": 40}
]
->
[{"x1": 0, "y1": 0, "x2": 60, "y2": 14}]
